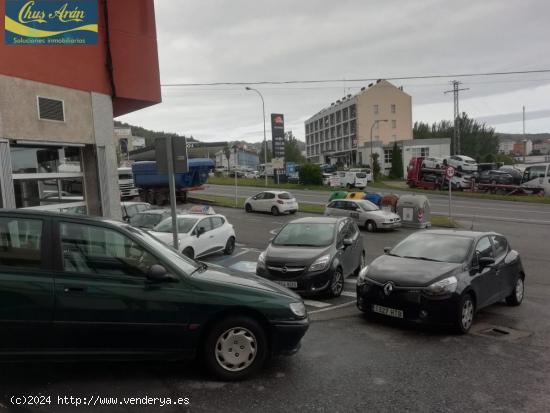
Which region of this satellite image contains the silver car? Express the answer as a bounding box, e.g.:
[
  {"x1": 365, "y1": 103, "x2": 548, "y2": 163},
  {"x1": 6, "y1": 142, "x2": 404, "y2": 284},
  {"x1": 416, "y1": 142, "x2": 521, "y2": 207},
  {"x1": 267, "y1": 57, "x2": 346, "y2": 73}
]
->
[{"x1": 324, "y1": 199, "x2": 401, "y2": 232}]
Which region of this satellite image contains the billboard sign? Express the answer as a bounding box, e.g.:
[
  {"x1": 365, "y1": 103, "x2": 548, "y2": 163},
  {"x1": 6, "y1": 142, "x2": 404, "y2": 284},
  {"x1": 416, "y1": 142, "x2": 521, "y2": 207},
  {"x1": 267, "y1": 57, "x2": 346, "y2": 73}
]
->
[
  {"x1": 270, "y1": 113, "x2": 285, "y2": 159},
  {"x1": 5, "y1": 0, "x2": 98, "y2": 45}
]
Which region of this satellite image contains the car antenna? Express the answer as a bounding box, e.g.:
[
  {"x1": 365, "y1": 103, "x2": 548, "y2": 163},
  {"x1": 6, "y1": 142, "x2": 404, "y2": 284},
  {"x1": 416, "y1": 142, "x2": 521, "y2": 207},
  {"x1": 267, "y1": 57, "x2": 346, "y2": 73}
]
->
[{"x1": 470, "y1": 215, "x2": 476, "y2": 231}]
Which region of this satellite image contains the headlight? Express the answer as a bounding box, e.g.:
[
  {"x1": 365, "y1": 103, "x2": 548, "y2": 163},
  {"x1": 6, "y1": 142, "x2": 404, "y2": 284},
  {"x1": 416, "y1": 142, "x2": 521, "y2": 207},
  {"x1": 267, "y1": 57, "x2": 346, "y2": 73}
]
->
[
  {"x1": 308, "y1": 254, "x2": 331, "y2": 272},
  {"x1": 357, "y1": 266, "x2": 369, "y2": 285},
  {"x1": 289, "y1": 302, "x2": 307, "y2": 318},
  {"x1": 425, "y1": 276, "x2": 458, "y2": 296},
  {"x1": 257, "y1": 251, "x2": 266, "y2": 267}
]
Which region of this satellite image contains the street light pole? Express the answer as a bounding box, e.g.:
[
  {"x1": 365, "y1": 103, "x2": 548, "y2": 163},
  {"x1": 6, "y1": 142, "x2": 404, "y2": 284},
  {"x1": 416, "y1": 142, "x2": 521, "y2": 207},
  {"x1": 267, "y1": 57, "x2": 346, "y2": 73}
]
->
[
  {"x1": 246, "y1": 86, "x2": 268, "y2": 187},
  {"x1": 370, "y1": 119, "x2": 388, "y2": 172}
]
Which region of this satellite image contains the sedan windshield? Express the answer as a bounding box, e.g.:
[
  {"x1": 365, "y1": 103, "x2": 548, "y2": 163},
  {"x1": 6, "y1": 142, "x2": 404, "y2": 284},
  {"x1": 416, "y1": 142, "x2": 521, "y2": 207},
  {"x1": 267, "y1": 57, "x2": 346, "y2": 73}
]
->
[
  {"x1": 390, "y1": 233, "x2": 473, "y2": 263},
  {"x1": 358, "y1": 200, "x2": 379, "y2": 211},
  {"x1": 125, "y1": 226, "x2": 199, "y2": 274},
  {"x1": 153, "y1": 217, "x2": 198, "y2": 233},
  {"x1": 273, "y1": 223, "x2": 335, "y2": 247},
  {"x1": 130, "y1": 213, "x2": 164, "y2": 229}
]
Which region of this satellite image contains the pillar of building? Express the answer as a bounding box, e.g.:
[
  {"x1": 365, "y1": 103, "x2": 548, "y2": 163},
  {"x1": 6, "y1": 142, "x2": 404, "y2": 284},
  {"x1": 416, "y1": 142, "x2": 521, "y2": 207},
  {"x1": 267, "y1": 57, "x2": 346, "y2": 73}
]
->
[
  {"x1": 0, "y1": 137, "x2": 15, "y2": 209},
  {"x1": 91, "y1": 92, "x2": 122, "y2": 221}
]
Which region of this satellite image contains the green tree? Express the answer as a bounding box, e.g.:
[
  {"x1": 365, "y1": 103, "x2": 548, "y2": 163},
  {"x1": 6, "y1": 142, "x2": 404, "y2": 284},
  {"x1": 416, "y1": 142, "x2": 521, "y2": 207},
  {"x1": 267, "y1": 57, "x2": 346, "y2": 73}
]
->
[
  {"x1": 413, "y1": 114, "x2": 499, "y2": 161},
  {"x1": 223, "y1": 146, "x2": 231, "y2": 169},
  {"x1": 299, "y1": 163, "x2": 322, "y2": 185},
  {"x1": 389, "y1": 142, "x2": 403, "y2": 179},
  {"x1": 284, "y1": 131, "x2": 306, "y2": 163},
  {"x1": 372, "y1": 153, "x2": 382, "y2": 181}
]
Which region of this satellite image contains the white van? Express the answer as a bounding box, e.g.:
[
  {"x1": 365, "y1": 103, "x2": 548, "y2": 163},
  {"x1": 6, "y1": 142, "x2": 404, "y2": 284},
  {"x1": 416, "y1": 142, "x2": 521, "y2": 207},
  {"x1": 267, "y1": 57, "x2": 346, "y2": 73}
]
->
[
  {"x1": 521, "y1": 163, "x2": 550, "y2": 195},
  {"x1": 339, "y1": 171, "x2": 369, "y2": 189},
  {"x1": 349, "y1": 168, "x2": 373, "y2": 182}
]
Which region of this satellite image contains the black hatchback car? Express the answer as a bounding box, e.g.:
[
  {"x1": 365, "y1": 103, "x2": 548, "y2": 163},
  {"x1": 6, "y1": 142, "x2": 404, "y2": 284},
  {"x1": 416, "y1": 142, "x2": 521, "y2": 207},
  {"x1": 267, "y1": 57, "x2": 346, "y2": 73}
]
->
[
  {"x1": 356, "y1": 230, "x2": 525, "y2": 333},
  {"x1": 0, "y1": 210, "x2": 308, "y2": 380},
  {"x1": 477, "y1": 170, "x2": 515, "y2": 185},
  {"x1": 256, "y1": 217, "x2": 365, "y2": 297}
]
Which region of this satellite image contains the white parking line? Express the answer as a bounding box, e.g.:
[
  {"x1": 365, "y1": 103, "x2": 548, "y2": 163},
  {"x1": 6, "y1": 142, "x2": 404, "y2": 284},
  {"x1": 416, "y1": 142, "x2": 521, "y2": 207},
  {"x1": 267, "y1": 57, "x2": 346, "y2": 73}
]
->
[
  {"x1": 308, "y1": 300, "x2": 357, "y2": 314},
  {"x1": 340, "y1": 291, "x2": 356, "y2": 298},
  {"x1": 303, "y1": 299, "x2": 332, "y2": 308},
  {"x1": 344, "y1": 279, "x2": 357, "y2": 285}
]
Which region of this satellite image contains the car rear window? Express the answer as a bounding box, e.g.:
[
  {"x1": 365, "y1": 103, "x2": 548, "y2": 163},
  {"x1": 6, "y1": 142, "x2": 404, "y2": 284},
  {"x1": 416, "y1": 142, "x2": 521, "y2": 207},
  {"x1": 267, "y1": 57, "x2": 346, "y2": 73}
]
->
[
  {"x1": 278, "y1": 192, "x2": 292, "y2": 199},
  {"x1": 355, "y1": 173, "x2": 367, "y2": 178}
]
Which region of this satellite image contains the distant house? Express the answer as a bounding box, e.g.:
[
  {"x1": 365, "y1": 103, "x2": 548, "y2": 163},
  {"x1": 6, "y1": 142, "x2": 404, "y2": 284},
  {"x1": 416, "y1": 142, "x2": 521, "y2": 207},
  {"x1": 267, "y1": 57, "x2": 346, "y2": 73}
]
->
[
  {"x1": 215, "y1": 145, "x2": 260, "y2": 170},
  {"x1": 498, "y1": 138, "x2": 515, "y2": 154}
]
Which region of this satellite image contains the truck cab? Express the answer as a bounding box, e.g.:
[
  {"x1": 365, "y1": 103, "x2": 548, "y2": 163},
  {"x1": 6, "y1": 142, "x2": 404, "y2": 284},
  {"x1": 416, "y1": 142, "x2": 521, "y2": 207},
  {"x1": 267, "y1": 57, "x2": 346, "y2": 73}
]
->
[
  {"x1": 118, "y1": 167, "x2": 139, "y2": 199},
  {"x1": 522, "y1": 163, "x2": 550, "y2": 195}
]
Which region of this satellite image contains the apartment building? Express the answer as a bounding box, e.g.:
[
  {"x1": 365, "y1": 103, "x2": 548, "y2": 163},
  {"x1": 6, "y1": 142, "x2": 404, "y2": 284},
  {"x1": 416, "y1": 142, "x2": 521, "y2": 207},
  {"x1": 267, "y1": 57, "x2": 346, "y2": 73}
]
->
[{"x1": 305, "y1": 80, "x2": 412, "y2": 166}]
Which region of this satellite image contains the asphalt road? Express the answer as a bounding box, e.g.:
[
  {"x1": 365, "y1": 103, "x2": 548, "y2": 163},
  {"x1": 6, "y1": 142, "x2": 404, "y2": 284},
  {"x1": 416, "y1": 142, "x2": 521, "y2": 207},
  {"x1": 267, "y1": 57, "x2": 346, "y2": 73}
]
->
[
  {"x1": 1, "y1": 206, "x2": 549, "y2": 412},
  {"x1": 202, "y1": 184, "x2": 550, "y2": 225}
]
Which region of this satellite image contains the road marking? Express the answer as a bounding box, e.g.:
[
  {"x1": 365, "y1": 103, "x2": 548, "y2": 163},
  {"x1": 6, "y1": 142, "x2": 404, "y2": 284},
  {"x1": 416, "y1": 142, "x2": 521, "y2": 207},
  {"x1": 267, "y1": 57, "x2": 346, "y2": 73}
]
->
[
  {"x1": 340, "y1": 291, "x2": 356, "y2": 298},
  {"x1": 228, "y1": 261, "x2": 257, "y2": 273},
  {"x1": 303, "y1": 299, "x2": 332, "y2": 308},
  {"x1": 344, "y1": 279, "x2": 357, "y2": 285},
  {"x1": 308, "y1": 300, "x2": 357, "y2": 314}
]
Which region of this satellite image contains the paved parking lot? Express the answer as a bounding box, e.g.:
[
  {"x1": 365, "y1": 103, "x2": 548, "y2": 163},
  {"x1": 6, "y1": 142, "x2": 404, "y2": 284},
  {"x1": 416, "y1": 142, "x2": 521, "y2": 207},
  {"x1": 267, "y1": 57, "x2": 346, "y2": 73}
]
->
[{"x1": 2, "y1": 203, "x2": 550, "y2": 412}]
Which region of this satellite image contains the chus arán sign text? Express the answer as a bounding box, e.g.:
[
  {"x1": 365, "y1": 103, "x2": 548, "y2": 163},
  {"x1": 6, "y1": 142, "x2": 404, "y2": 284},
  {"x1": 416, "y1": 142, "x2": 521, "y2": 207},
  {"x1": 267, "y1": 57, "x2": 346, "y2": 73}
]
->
[{"x1": 5, "y1": 0, "x2": 98, "y2": 45}]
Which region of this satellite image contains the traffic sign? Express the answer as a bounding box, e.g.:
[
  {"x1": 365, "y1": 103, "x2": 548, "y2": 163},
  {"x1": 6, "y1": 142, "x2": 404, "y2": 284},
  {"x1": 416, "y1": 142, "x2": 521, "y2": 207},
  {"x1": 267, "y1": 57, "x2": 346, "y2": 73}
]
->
[{"x1": 446, "y1": 166, "x2": 455, "y2": 179}]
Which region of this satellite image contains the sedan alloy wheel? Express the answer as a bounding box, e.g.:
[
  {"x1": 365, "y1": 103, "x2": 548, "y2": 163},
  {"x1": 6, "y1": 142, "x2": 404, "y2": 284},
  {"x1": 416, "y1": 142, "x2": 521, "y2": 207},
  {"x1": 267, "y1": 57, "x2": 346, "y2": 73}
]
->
[{"x1": 329, "y1": 268, "x2": 344, "y2": 297}]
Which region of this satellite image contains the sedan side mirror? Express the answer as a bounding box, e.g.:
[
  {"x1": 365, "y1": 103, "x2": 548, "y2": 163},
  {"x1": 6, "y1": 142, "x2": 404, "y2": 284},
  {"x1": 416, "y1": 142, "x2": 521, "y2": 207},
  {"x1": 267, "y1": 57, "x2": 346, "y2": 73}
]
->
[
  {"x1": 343, "y1": 238, "x2": 353, "y2": 247},
  {"x1": 147, "y1": 264, "x2": 174, "y2": 282},
  {"x1": 196, "y1": 227, "x2": 206, "y2": 237},
  {"x1": 479, "y1": 256, "x2": 495, "y2": 268},
  {"x1": 384, "y1": 247, "x2": 391, "y2": 254}
]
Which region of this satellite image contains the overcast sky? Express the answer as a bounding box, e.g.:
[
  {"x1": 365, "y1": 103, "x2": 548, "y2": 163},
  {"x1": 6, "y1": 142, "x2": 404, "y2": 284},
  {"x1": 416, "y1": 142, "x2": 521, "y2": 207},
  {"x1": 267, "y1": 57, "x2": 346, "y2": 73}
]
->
[{"x1": 118, "y1": 0, "x2": 550, "y2": 143}]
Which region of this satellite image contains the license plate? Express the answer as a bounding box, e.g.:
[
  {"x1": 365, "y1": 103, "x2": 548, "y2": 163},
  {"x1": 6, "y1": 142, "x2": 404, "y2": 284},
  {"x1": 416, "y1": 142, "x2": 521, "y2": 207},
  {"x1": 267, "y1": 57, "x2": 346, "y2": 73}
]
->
[
  {"x1": 372, "y1": 304, "x2": 403, "y2": 318},
  {"x1": 275, "y1": 281, "x2": 298, "y2": 288}
]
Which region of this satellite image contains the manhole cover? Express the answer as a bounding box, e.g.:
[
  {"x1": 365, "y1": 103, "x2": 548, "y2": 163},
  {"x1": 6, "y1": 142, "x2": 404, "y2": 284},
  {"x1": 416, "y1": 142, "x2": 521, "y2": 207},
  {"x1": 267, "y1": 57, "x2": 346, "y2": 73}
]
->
[{"x1": 471, "y1": 323, "x2": 531, "y2": 341}]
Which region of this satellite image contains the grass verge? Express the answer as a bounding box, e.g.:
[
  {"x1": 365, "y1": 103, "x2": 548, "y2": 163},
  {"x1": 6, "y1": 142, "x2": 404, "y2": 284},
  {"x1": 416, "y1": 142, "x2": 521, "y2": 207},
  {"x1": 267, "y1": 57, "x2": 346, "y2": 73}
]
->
[
  {"x1": 209, "y1": 176, "x2": 550, "y2": 204},
  {"x1": 188, "y1": 194, "x2": 459, "y2": 228}
]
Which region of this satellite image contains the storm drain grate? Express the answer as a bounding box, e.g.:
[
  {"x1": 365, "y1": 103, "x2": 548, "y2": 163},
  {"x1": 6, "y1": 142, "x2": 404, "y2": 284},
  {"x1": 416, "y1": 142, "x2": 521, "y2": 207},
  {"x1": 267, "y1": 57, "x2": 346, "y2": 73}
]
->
[
  {"x1": 479, "y1": 328, "x2": 510, "y2": 337},
  {"x1": 471, "y1": 324, "x2": 531, "y2": 341}
]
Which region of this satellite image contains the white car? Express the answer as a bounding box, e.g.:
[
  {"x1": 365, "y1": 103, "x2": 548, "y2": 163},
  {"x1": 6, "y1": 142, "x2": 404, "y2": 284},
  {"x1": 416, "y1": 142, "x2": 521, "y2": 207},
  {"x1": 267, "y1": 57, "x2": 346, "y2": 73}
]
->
[
  {"x1": 324, "y1": 199, "x2": 401, "y2": 232},
  {"x1": 149, "y1": 207, "x2": 236, "y2": 259},
  {"x1": 422, "y1": 157, "x2": 444, "y2": 169},
  {"x1": 244, "y1": 191, "x2": 299, "y2": 216},
  {"x1": 444, "y1": 155, "x2": 478, "y2": 172}
]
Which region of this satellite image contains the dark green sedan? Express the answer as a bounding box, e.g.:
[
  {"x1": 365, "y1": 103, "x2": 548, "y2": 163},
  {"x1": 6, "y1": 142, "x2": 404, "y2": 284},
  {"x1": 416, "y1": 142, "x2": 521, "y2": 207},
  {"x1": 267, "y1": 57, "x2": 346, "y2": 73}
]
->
[{"x1": 0, "y1": 210, "x2": 308, "y2": 380}]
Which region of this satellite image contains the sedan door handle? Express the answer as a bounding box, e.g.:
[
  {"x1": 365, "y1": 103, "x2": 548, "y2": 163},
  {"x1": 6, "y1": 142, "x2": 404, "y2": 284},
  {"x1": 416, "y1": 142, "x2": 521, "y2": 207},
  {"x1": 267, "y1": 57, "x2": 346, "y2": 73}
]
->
[{"x1": 64, "y1": 286, "x2": 86, "y2": 293}]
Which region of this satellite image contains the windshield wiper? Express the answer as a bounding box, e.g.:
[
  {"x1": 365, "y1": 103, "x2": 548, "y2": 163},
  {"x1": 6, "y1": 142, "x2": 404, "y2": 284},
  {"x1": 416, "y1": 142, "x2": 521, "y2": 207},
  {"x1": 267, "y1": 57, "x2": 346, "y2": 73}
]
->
[
  {"x1": 403, "y1": 256, "x2": 442, "y2": 262},
  {"x1": 189, "y1": 261, "x2": 208, "y2": 276}
]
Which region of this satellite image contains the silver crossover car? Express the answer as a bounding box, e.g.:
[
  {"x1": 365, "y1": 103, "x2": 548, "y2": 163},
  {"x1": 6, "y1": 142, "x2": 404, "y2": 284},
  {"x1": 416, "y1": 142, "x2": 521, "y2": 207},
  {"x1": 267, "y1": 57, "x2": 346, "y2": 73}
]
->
[{"x1": 324, "y1": 199, "x2": 401, "y2": 232}]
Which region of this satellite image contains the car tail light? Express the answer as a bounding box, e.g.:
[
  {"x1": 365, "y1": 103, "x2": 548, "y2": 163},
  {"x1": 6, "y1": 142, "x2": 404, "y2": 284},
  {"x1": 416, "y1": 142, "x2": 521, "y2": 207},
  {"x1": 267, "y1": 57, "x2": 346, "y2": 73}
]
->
[{"x1": 277, "y1": 200, "x2": 284, "y2": 205}]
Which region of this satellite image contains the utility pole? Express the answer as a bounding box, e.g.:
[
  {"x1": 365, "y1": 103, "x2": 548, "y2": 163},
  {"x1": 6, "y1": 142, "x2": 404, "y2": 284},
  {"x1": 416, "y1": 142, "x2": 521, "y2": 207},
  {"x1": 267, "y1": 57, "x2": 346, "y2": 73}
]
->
[
  {"x1": 523, "y1": 105, "x2": 526, "y2": 163},
  {"x1": 444, "y1": 81, "x2": 469, "y2": 155}
]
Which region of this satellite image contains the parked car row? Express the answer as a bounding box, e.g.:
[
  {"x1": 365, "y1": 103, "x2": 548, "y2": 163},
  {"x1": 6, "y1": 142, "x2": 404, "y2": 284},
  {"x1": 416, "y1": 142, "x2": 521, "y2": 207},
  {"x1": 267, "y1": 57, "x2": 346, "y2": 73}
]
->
[{"x1": 2, "y1": 194, "x2": 525, "y2": 381}]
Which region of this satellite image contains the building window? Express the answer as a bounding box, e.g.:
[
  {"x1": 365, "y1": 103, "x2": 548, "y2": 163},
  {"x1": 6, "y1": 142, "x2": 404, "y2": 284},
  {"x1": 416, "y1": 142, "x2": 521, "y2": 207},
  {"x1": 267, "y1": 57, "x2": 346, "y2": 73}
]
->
[
  {"x1": 324, "y1": 130, "x2": 329, "y2": 141},
  {"x1": 373, "y1": 105, "x2": 379, "y2": 114},
  {"x1": 391, "y1": 104, "x2": 396, "y2": 114},
  {"x1": 330, "y1": 113, "x2": 335, "y2": 125},
  {"x1": 336, "y1": 111, "x2": 341, "y2": 123},
  {"x1": 350, "y1": 121, "x2": 356, "y2": 134},
  {"x1": 384, "y1": 149, "x2": 393, "y2": 164},
  {"x1": 343, "y1": 108, "x2": 348, "y2": 121},
  {"x1": 10, "y1": 145, "x2": 85, "y2": 210},
  {"x1": 337, "y1": 125, "x2": 342, "y2": 137},
  {"x1": 391, "y1": 120, "x2": 396, "y2": 129},
  {"x1": 343, "y1": 123, "x2": 349, "y2": 135},
  {"x1": 324, "y1": 116, "x2": 329, "y2": 127},
  {"x1": 350, "y1": 105, "x2": 356, "y2": 118},
  {"x1": 331, "y1": 127, "x2": 335, "y2": 139},
  {"x1": 37, "y1": 97, "x2": 65, "y2": 122},
  {"x1": 337, "y1": 140, "x2": 342, "y2": 151},
  {"x1": 411, "y1": 147, "x2": 430, "y2": 157}
]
